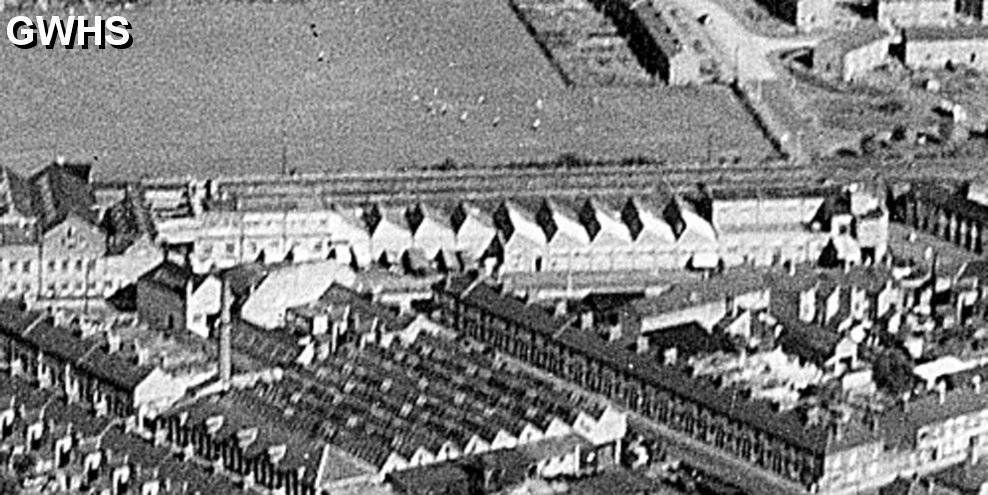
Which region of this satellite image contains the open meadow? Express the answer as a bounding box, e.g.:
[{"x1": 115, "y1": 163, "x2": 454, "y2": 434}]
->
[{"x1": 0, "y1": 0, "x2": 774, "y2": 180}]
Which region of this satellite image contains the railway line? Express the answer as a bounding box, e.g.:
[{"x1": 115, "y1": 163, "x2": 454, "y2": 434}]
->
[{"x1": 102, "y1": 155, "x2": 986, "y2": 210}]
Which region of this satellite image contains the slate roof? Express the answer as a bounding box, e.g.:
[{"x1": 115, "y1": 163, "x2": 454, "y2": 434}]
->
[
  {"x1": 30, "y1": 163, "x2": 98, "y2": 231},
  {"x1": 76, "y1": 346, "x2": 157, "y2": 392},
  {"x1": 138, "y1": 260, "x2": 209, "y2": 298},
  {"x1": 633, "y1": 3, "x2": 684, "y2": 58},
  {"x1": 314, "y1": 283, "x2": 409, "y2": 329},
  {"x1": 0, "y1": 166, "x2": 35, "y2": 219},
  {"x1": 639, "y1": 321, "x2": 734, "y2": 359},
  {"x1": 957, "y1": 260, "x2": 988, "y2": 284},
  {"x1": 102, "y1": 189, "x2": 157, "y2": 255},
  {"x1": 930, "y1": 458, "x2": 988, "y2": 494},
  {"x1": 906, "y1": 25, "x2": 988, "y2": 41},
  {"x1": 777, "y1": 323, "x2": 842, "y2": 368},
  {"x1": 442, "y1": 278, "x2": 881, "y2": 455},
  {"x1": 913, "y1": 183, "x2": 988, "y2": 225},
  {"x1": 818, "y1": 22, "x2": 891, "y2": 55},
  {"x1": 0, "y1": 302, "x2": 157, "y2": 393},
  {"x1": 624, "y1": 269, "x2": 766, "y2": 318}
]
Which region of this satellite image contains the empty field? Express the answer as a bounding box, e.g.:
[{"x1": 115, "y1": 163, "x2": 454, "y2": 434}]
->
[{"x1": 0, "y1": 0, "x2": 774, "y2": 180}]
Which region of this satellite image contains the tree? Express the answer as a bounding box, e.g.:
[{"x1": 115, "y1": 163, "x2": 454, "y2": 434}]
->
[{"x1": 873, "y1": 349, "x2": 916, "y2": 396}]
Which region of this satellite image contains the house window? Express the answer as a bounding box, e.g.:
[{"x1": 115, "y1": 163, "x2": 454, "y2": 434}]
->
[
  {"x1": 8, "y1": 261, "x2": 17, "y2": 273},
  {"x1": 75, "y1": 260, "x2": 83, "y2": 272},
  {"x1": 61, "y1": 260, "x2": 69, "y2": 272},
  {"x1": 225, "y1": 243, "x2": 235, "y2": 254},
  {"x1": 22, "y1": 261, "x2": 31, "y2": 273},
  {"x1": 48, "y1": 260, "x2": 56, "y2": 271}
]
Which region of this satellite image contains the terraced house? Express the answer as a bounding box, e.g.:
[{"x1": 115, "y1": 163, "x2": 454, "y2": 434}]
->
[{"x1": 433, "y1": 273, "x2": 988, "y2": 493}]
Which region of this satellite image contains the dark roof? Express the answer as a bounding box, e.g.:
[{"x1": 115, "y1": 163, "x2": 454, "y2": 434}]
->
[
  {"x1": 102, "y1": 189, "x2": 157, "y2": 255},
  {"x1": 623, "y1": 269, "x2": 766, "y2": 318},
  {"x1": 77, "y1": 346, "x2": 157, "y2": 392},
  {"x1": 913, "y1": 183, "x2": 988, "y2": 225},
  {"x1": 810, "y1": 190, "x2": 852, "y2": 230},
  {"x1": 895, "y1": 387, "x2": 988, "y2": 437},
  {"x1": 777, "y1": 323, "x2": 842, "y2": 368},
  {"x1": 0, "y1": 302, "x2": 156, "y2": 393},
  {"x1": 310, "y1": 283, "x2": 408, "y2": 330},
  {"x1": 22, "y1": 321, "x2": 94, "y2": 363},
  {"x1": 818, "y1": 23, "x2": 891, "y2": 55},
  {"x1": 0, "y1": 301, "x2": 46, "y2": 334},
  {"x1": 138, "y1": 260, "x2": 209, "y2": 297},
  {"x1": 30, "y1": 163, "x2": 98, "y2": 231},
  {"x1": 906, "y1": 25, "x2": 988, "y2": 41},
  {"x1": 639, "y1": 321, "x2": 733, "y2": 359},
  {"x1": 446, "y1": 280, "x2": 569, "y2": 337},
  {"x1": 567, "y1": 468, "x2": 678, "y2": 495},
  {"x1": 443, "y1": 279, "x2": 879, "y2": 455},
  {"x1": 634, "y1": 4, "x2": 684, "y2": 58},
  {"x1": 220, "y1": 262, "x2": 271, "y2": 298},
  {"x1": 387, "y1": 462, "x2": 469, "y2": 494},
  {"x1": 958, "y1": 260, "x2": 988, "y2": 284},
  {"x1": 930, "y1": 459, "x2": 988, "y2": 494},
  {"x1": 0, "y1": 167, "x2": 35, "y2": 219}
]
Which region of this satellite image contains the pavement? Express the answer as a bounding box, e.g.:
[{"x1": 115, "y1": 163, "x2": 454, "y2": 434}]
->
[{"x1": 658, "y1": 0, "x2": 817, "y2": 81}]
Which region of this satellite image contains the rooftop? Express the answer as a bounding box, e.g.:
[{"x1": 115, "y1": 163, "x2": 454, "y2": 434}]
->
[
  {"x1": 905, "y1": 25, "x2": 988, "y2": 41},
  {"x1": 818, "y1": 22, "x2": 892, "y2": 55},
  {"x1": 446, "y1": 277, "x2": 881, "y2": 455}
]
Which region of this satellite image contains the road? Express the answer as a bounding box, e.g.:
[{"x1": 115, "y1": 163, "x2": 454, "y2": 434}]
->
[{"x1": 659, "y1": 0, "x2": 817, "y2": 81}]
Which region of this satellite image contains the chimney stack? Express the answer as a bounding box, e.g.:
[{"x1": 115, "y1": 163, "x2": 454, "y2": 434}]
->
[
  {"x1": 219, "y1": 276, "x2": 233, "y2": 385},
  {"x1": 663, "y1": 347, "x2": 678, "y2": 366},
  {"x1": 974, "y1": 375, "x2": 982, "y2": 394},
  {"x1": 636, "y1": 335, "x2": 649, "y2": 355},
  {"x1": 937, "y1": 380, "x2": 947, "y2": 405},
  {"x1": 580, "y1": 310, "x2": 594, "y2": 331},
  {"x1": 608, "y1": 321, "x2": 622, "y2": 342}
]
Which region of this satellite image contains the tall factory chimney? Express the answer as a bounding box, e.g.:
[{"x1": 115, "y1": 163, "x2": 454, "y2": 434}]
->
[{"x1": 219, "y1": 276, "x2": 233, "y2": 385}]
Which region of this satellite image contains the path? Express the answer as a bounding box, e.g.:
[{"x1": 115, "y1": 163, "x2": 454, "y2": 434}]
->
[{"x1": 660, "y1": 0, "x2": 817, "y2": 81}]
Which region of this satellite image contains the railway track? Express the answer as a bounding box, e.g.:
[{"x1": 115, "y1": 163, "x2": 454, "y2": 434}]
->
[{"x1": 101, "y1": 155, "x2": 986, "y2": 209}]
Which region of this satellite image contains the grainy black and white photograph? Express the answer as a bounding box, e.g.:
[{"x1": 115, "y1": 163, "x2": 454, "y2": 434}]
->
[{"x1": 2, "y1": 0, "x2": 988, "y2": 493}]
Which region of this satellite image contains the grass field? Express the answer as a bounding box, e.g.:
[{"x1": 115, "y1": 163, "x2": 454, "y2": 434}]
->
[{"x1": 0, "y1": 0, "x2": 774, "y2": 180}]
